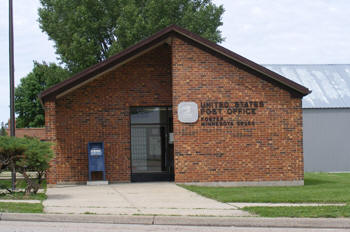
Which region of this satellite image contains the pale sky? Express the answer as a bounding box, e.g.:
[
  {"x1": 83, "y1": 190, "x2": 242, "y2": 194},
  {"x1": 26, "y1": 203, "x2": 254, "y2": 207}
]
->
[{"x1": 0, "y1": 0, "x2": 350, "y2": 125}]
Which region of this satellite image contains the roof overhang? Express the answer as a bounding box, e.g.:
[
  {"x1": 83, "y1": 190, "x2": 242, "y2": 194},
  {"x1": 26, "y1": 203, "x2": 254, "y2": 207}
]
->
[{"x1": 39, "y1": 25, "x2": 311, "y2": 103}]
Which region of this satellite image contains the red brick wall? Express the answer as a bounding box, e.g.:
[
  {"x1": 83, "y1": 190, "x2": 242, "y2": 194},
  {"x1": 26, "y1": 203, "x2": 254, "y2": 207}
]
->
[
  {"x1": 6, "y1": 120, "x2": 46, "y2": 140},
  {"x1": 6, "y1": 128, "x2": 46, "y2": 140},
  {"x1": 46, "y1": 44, "x2": 172, "y2": 184},
  {"x1": 171, "y1": 37, "x2": 303, "y2": 183}
]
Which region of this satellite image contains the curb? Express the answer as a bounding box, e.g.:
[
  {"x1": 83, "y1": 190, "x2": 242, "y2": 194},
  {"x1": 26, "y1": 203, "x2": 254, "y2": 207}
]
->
[
  {"x1": 1, "y1": 213, "x2": 350, "y2": 228},
  {"x1": 0, "y1": 213, "x2": 154, "y2": 225}
]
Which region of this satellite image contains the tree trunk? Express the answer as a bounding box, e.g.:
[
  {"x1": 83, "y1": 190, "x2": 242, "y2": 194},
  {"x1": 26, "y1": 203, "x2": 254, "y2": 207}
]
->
[{"x1": 21, "y1": 171, "x2": 33, "y2": 195}]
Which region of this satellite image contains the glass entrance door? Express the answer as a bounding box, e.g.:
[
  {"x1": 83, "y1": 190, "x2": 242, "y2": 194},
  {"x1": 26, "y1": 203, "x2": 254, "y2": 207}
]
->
[
  {"x1": 130, "y1": 107, "x2": 173, "y2": 182},
  {"x1": 131, "y1": 125, "x2": 165, "y2": 173}
]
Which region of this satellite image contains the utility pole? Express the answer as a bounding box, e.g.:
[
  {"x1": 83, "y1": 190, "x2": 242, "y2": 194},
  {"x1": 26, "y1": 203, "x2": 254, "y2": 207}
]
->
[{"x1": 9, "y1": 0, "x2": 16, "y2": 191}]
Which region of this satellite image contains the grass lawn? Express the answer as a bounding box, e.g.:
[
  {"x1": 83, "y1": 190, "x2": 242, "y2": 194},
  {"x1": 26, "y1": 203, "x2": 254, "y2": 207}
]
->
[
  {"x1": 181, "y1": 173, "x2": 350, "y2": 218},
  {"x1": 0, "y1": 179, "x2": 47, "y2": 190},
  {"x1": 0, "y1": 202, "x2": 43, "y2": 213},
  {"x1": 244, "y1": 205, "x2": 350, "y2": 218},
  {"x1": 181, "y1": 173, "x2": 350, "y2": 203},
  {"x1": 0, "y1": 192, "x2": 47, "y2": 201},
  {"x1": 0, "y1": 179, "x2": 47, "y2": 200}
]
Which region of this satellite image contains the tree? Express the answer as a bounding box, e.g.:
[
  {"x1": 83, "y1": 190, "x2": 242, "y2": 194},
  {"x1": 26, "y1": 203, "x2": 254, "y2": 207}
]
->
[
  {"x1": 0, "y1": 136, "x2": 26, "y2": 191},
  {"x1": 0, "y1": 136, "x2": 54, "y2": 195},
  {"x1": 0, "y1": 136, "x2": 23, "y2": 173},
  {"x1": 16, "y1": 137, "x2": 54, "y2": 194},
  {"x1": 15, "y1": 62, "x2": 71, "y2": 128},
  {"x1": 38, "y1": 0, "x2": 224, "y2": 73},
  {"x1": 0, "y1": 122, "x2": 7, "y2": 136}
]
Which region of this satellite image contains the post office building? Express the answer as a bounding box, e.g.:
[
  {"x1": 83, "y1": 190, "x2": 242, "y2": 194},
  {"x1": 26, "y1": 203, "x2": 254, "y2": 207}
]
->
[{"x1": 39, "y1": 25, "x2": 310, "y2": 186}]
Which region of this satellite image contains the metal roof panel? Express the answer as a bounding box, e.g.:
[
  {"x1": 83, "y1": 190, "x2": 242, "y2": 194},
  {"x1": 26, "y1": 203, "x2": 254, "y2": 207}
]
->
[{"x1": 264, "y1": 64, "x2": 350, "y2": 108}]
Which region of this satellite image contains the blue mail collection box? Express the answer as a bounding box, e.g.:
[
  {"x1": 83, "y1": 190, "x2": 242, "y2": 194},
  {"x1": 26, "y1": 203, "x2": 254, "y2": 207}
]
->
[{"x1": 88, "y1": 142, "x2": 106, "y2": 181}]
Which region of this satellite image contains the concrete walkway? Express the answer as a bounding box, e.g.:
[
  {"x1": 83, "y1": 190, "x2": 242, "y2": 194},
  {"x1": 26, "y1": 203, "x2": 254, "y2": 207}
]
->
[
  {"x1": 0, "y1": 199, "x2": 41, "y2": 203},
  {"x1": 43, "y1": 182, "x2": 250, "y2": 217},
  {"x1": 0, "y1": 189, "x2": 45, "y2": 194}
]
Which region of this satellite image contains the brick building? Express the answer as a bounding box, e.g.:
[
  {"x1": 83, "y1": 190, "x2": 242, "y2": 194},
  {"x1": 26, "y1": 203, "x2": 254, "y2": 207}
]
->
[
  {"x1": 39, "y1": 25, "x2": 310, "y2": 186},
  {"x1": 6, "y1": 120, "x2": 46, "y2": 141}
]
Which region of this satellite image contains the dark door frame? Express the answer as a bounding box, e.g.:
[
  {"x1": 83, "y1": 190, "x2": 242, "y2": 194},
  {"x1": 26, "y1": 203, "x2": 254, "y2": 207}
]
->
[{"x1": 129, "y1": 106, "x2": 174, "y2": 182}]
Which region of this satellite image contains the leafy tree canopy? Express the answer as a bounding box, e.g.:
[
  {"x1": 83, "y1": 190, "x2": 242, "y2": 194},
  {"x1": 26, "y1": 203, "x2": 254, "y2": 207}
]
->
[
  {"x1": 38, "y1": 0, "x2": 224, "y2": 73},
  {"x1": 15, "y1": 62, "x2": 71, "y2": 128}
]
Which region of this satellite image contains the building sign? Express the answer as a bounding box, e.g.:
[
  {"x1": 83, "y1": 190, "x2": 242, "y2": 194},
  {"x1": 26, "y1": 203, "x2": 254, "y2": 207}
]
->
[
  {"x1": 200, "y1": 101, "x2": 265, "y2": 127},
  {"x1": 178, "y1": 102, "x2": 198, "y2": 123}
]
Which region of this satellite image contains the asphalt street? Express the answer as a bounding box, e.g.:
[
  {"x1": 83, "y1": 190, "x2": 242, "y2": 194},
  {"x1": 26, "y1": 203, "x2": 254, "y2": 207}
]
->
[{"x1": 0, "y1": 221, "x2": 349, "y2": 232}]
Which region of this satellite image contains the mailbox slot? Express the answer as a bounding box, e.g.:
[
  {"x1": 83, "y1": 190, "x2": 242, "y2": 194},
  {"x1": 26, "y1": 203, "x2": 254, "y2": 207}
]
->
[{"x1": 91, "y1": 147, "x2": 102, "y2": 156}]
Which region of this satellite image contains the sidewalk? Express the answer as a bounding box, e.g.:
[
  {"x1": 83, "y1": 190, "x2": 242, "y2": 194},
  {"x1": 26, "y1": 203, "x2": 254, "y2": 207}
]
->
[{"x1": 43, "y1": 182, "x2": 250, "y2": 217}]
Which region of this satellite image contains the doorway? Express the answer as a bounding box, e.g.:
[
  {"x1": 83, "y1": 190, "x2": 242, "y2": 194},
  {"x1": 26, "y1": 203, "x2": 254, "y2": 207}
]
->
[{"x1": 130, "y1": 106, "x2": 174, "y2": 182}]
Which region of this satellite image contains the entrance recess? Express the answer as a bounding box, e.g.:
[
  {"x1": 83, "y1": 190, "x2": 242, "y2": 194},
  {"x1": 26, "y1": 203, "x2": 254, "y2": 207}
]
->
[{"x1": 130, "y1": 107, "x2": 174, "y2": 182}]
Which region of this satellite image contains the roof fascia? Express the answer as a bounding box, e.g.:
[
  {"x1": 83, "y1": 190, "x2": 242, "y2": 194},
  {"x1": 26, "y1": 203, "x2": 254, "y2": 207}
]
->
[{"x1": 39, "y1": 25, "x2": 310, "y2": 103}]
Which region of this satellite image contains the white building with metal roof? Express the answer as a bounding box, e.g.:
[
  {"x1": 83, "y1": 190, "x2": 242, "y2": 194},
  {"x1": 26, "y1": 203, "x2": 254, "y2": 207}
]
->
[{"x1": 265, "y1": 64, "x2": 350, "y2": 172}]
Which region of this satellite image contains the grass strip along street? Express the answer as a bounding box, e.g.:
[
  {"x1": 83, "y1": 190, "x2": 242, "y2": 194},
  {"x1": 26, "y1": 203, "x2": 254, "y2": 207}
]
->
[
  {"x1": 0, "y1": 202, "x2": 43, "y2": 213},
  {"x1": 182, "y1": 172, "x2": 350, "y2": 218},
  {"x1": 244, "y1": 205, "x2": 350, "y2": 218}
]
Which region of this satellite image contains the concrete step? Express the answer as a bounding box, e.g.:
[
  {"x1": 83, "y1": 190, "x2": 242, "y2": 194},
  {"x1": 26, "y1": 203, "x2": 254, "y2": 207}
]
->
[{"x1": 86, "y1": 181, "x2": 109, "y2": 186}]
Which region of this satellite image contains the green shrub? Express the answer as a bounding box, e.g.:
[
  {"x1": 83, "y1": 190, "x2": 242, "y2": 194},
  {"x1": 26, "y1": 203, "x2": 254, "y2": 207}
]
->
[
  {"x1": 0, "y1": 136, "x2": 54, "y2": 195},
  {"x1": 0, "y1": 136, "x2": 26, "y2": 172}
]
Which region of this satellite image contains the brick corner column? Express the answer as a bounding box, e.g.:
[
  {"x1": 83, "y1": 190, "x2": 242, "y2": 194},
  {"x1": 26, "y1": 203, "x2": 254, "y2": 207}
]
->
[{"x1": 44, "y1": 100, "x2": 58, "y2": 185}]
